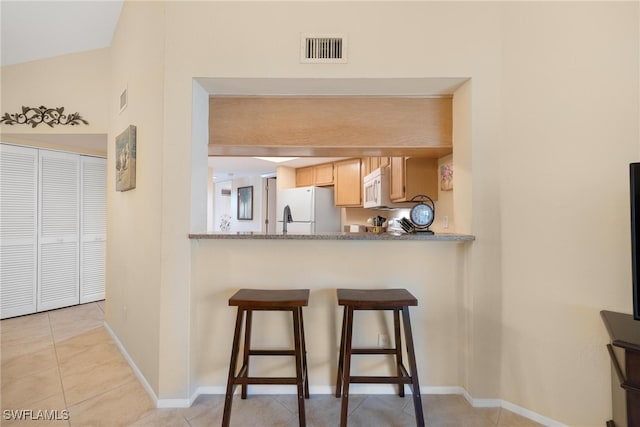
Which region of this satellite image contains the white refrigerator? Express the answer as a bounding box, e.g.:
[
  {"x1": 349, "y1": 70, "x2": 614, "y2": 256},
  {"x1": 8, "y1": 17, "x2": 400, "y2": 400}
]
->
[{"x1": 276, "y1": 186, "x2": 341, "y2": 234}]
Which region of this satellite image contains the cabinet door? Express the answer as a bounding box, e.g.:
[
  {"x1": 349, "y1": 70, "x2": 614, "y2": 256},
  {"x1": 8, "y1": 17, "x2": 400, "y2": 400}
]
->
[
  {"x1": 404, "y1": 157, "x2": 438, "y2": 201},
  {"x1": 313, "y1": 163, "x2": 334, "y2": 186},
  {"x1": 370, "y1": 157, "x2": 381, "y2": 172},
  {"x1": 389, "y1": 157, "x2": 406, "y2": 201},
  {"x1": 390, "y1": 157, "x2": 439, "y2": 202},
  {"x1": 38, "y1": 150, "x2": 80, "y2": 312},
  {"x1": 334, "y1": 158, "x2": 362, "y2": 207},
  {"x1": 296, "y1": 166, "x2": 313, "y2": 187},
  {"x1": 363, "y1": 157, "x2": 381, "y2": 176},
  {"x1": 0, "y1": 144, "x2": 38, "y2": 319},
  {"x1": 80, "y1": 156, "x2": 106, "y2": 303}
]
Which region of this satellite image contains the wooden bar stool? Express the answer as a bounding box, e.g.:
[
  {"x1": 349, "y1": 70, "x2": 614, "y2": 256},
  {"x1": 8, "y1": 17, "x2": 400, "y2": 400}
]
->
[
  {"x1": 335, "y1": 288, "x2": 425, "y2": 427},
  {"x1": 222, "y1": 289, "x2": 310, "y2": 427}
]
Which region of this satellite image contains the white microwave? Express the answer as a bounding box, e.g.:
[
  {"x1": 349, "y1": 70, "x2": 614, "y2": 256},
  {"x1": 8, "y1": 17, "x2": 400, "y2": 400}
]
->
[{"x1": 363, "y1": 167, "x2": 392, "y2": 208}]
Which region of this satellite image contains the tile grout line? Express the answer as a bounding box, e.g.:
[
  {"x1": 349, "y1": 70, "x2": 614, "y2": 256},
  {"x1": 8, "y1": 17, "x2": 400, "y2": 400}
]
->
[
  {"x1": 49, "y1": 302, "x2": 114, "y2": 425},
  {"x1": 55, "y1": 302, "x2": 152, "y2": 421},
  {"x1": 272, "y1": 395, "x2": 300, "y2": 420},
  {"x1": 495, "y1": 407, "x2": 503, "y2": 426},
  {"x1": 47, "y1": 311, "x2": 71, "y2": 427},
  {"x1": 52, "y1": 302, "x2": 126, "y2": 410},
  {"x1": 348, "y1": 394, "x2": 367, "y2": 416}
]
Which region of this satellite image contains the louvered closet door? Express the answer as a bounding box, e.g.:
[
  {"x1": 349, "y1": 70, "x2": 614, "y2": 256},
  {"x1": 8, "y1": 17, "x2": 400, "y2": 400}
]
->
[
  {"x1": 80, "y1": 156, "x2": 106, "y2": 303},
  {"x1": 38, "y1": 150, "x2": 80, "y2": 312},
  {"x1": 0, "y1": 144, "x2": 38, "y2": 319}
]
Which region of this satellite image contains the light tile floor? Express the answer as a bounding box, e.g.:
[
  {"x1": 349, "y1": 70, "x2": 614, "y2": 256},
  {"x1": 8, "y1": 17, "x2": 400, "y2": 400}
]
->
[{"x1": 1, "y1": 302, "x2": 543, "y2": 427}]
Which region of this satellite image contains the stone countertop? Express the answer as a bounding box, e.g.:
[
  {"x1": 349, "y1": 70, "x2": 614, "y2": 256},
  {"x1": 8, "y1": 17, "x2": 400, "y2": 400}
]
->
[{"x1": 189, "y1": 231, "x2": 475, "y2": 241}]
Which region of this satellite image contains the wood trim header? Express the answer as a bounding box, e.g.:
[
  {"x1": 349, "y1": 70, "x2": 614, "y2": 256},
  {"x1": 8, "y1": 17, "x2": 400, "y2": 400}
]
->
[{"x1": 208, "y1": 96, "x2": 452, "y2": 157}]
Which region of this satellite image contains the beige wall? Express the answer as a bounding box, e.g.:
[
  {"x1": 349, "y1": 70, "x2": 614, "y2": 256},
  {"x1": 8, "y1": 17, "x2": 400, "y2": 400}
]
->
[
  {"x1": 106, "y1": 0, "x2": 166, "y2": 396},
  {"x1": 3, "y1": 1, "x2": 638, "y2": 425},
  {"x1": 161, "y1": 0, "x2": 501, "y2": 402},
  {"x1": 172, "y1": 2, "x2": 637, "y2": 424},
  {"x1": 499, "y1": 3, "x2": 639, "y2": 423},
  {"x1": 0, "y1": 48, "x2": 110, "y2": 155},
  {"x1": 1, "y1": 48, "x2": 110, "y2": 135}
]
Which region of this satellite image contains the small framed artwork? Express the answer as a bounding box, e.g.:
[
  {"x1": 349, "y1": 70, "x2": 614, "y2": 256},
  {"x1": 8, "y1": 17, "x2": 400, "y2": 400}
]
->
[
  {"x1": 116, "y1": 125, "x2": 137, "y2": 192},
  {"x1": 237, "y1": 185, "x2": 253, "y2": 220},
  {"x1": 440, "y1": 163, "x2": 453, "y2": 191}
]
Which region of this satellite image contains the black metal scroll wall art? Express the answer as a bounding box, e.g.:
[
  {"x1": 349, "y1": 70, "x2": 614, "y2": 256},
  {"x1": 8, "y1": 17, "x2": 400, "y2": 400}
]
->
[{"x1": 0, "y1": 106, "x2": 88, "y2": 128}]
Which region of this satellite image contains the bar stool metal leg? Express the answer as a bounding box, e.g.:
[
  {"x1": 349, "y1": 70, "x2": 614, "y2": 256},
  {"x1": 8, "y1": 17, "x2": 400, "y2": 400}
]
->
[
  {"x1": 293, "y1": 308, "x2": 307, "y2": 427},
  {"x1": 222, "y1": 307, "x2": 245, "y2": 427},
  {"x1": 335, "y1": 305, "x2": 347, "y2": 398},
  {"x1": 298, "y1": 307, "x2": 310, "y2": 398},
  {"x1": 339, "y1": 306, "x2": 354, "y2": 427},
  {"x1": 393, "y1": 309, "x2": 405, "y2": 397},
  {"x1": 401, "y1": 307, "x2": 425, "y2": 427},
  {"x1": 241, "y1": 309, "x2": 253, "y2": 399}
]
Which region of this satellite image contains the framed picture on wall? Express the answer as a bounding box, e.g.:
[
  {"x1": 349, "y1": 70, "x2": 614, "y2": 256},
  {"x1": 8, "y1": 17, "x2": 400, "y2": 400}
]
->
[
  {"x1": 237, "y1": 185, "x2": 253, "y2": 220},
  {"x1": 115, "y1": 125, "x2": 136, "y2": 192}
]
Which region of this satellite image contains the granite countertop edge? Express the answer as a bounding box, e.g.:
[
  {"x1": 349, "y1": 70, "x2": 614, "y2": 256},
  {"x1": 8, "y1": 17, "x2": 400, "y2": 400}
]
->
[{"x1": 189, "y1": 232, "x2": 475, "y2": 241}]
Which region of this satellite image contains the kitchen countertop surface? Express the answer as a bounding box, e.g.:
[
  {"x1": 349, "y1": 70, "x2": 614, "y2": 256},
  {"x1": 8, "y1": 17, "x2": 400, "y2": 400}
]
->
[{"x1": 189, "y1": 232, "x2": 475, "y2": 241}]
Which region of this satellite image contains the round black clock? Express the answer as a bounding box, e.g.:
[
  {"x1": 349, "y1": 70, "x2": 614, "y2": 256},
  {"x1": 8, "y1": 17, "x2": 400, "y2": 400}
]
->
[{"x1": 408, "y1": 195, "x2": 435, "y2": 233}]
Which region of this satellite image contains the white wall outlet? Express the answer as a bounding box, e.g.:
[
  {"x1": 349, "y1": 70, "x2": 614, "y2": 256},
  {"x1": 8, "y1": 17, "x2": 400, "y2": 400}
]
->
[
  {"x1": 378, "y1": 334, "x2": 390, "y2": 348},
  {"x1": 443, "y1": 215, "x2": 449, "y2": 229}
]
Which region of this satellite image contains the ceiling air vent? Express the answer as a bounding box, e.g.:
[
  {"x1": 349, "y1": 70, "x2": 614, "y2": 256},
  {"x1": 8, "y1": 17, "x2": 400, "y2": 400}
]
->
[{"x1": 301, "y1": 34, "x2": 347, "y2": 64}]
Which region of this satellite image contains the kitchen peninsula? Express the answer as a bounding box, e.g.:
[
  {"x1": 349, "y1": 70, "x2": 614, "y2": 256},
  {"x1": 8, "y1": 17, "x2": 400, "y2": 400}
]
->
[{"x1": 189, "y1": 231, "x2": 474, "y2": 398}]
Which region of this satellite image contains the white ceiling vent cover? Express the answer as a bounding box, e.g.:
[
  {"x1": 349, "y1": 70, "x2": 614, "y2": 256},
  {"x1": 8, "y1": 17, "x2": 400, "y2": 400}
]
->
[{"x1": 301, "y1": 34, "x2": 347, "y2": 64}]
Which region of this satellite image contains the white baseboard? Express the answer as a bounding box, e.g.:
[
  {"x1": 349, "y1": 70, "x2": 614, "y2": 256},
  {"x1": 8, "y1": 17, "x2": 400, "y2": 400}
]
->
[
  {"x1": 104, "y1": 322, "x2": 566, "y2": 427},
  {"x1": 103, "y1": 321, "x2": 160, "y2": 407},
  {"x1": 462, "y1": 389, "x2": 502, "y2": 408},
  {"x1": 156, "y1": 399, "x2": 192, "y2": 409},
  {"x1": 500, "y1": 400, "x2": 568, "y2": 427},
  {"x1": 461, "y1": 390, "x2": 568, "y2": 427}
]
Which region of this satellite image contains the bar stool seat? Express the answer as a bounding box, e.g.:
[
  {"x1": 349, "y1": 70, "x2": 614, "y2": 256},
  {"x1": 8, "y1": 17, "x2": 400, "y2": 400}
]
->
[
  {"x1": 222, "y1": 289, "x2": 310, "y2": 427},
  {"x1": 335, "y1": 288, "x2": 425, "y2": 427}
]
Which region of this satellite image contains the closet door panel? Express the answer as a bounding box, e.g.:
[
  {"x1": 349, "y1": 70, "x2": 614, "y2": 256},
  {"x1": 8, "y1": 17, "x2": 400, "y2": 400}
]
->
[
  {"x1": 80, "y1": 156, "x2": 106, "y2": 303},
  {"x1": 38, "y1": 150, "x2": 80, "y2": 312},
  {"x1": 39, "y1": 242, "x2": 78, "y2": 304},
  {"x1": 0, "y1": 144, "x2": 38, "y2": 319}
]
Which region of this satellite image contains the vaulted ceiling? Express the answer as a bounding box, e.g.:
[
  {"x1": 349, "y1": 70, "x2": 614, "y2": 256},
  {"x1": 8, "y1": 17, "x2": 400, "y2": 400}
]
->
[{"x1": 1, "y1": 1, "x2": 123, "y2": 66}]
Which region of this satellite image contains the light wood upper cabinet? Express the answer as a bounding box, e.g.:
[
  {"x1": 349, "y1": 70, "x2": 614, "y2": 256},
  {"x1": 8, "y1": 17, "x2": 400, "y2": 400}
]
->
[
  {"x1": 296, "y1": 167, "x2": 314, "y2": 187},
  {"x1": 334, "y1": 158, "x2": 362, "y2": 207},
  {"x1": 296, "y1": 163, "x2": 334, "y2": 187},
  {"x1": 389, "y1": 157, "x2": 438, "y2": 202},
  {"x1": 364, "y1": 157, "x2": 391, "y2": 176},
  {"x1": 313, "y1": 163, "x2": 334, "y2": 186},
  {"x1": 363, "y1": 157, "x2": 381, "y2": 176},
  {"x1": 389, "y1": 157, "x2": 405, "y2": 201}
]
